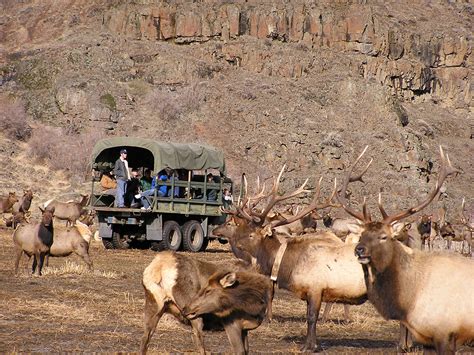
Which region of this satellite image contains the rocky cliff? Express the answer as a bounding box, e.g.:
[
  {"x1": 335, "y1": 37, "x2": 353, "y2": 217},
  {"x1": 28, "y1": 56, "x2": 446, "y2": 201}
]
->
[{"x1": 0, "y1": 0, "x2": 472, "y2": 217}]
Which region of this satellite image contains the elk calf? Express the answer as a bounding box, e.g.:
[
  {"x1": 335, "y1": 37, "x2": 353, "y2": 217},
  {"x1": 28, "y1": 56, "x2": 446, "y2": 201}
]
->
[
  {"x1": 183, "y1": 270, "x2": 272, "y2": 355},
  {"x1": 140, "y1": 251, "x2": 255, "y2": 355},
  {"x1": 13, "y1": 207, "x2": 55, "y2": 276}
]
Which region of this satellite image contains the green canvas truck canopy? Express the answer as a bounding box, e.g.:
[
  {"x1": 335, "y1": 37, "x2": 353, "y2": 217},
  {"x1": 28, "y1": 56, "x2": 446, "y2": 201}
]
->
[{"x1": 91, "y1": 137, "x2": 226, "y2": 174}]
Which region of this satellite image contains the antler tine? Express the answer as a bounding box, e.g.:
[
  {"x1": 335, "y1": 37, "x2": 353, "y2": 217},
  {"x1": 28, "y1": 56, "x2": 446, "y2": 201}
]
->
[
  {"x1": 253, "y1": 168, "x2": 310, "y2": 226},
  {"x1": 362, "y1": 198, "x2": 372, "y2": 222},
  {"x1": 271, "y1": 177, "x2": 339, "y2": 228},
  {"x1": 336, "y1": 146, "x2": 372, "y2": 222},
  {"x1": 378, "y1": 193, "x2": 388, "y2": 219},
  {"x1": 248, "y1": 179, "x2": 268, "y2": 209},
  {"x1": 381, "y1": 146, "x2": 460, "y2": 225}
]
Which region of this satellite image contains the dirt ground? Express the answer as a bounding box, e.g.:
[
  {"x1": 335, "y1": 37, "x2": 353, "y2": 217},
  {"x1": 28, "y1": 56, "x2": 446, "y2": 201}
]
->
[{"x1": 0, "y1": 227, "x2": 472, "y2": 354}]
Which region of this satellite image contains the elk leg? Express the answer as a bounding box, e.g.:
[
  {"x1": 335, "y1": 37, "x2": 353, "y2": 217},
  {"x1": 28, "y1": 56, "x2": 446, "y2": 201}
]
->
[
  {"x1": 223, "y1": 322, "x2": 246, "y2": 354},
  {"x1": 38, "y1": 252, "x2": 46, "y2": 276},
  {"x1": 398, "y1": 323, "x2": 413, "y2": 352},
  {"x1": 14, "y1": 248, "x2": 23, "y2": 275},
  {"x1": 75, "y1": 247, "x2": 93, "y2": 270},
  {"x1": 242, "y1": 329, "x2": 249, "y2": 354},
  {"x1": 320, "y1": 302, "x2": 332, "y2": 323},
  {"x1": 32, "y1": 253, "x2": 39, "y2": 275},
  {"x1": 266, "y1": 282, "x2": 275, "y2": 322},
  {"x1": 189, "y1": 318, "x2": 205, "y2": 355},
  {"x1": 302, "y1": 294, "x2": 322, "y2": 352},
  {"x1": 343, "y1": 305, "x2": 351, "y2": 324},
  {"x1": 140, "y1": 289, "x2": 165, "y2": 355}
]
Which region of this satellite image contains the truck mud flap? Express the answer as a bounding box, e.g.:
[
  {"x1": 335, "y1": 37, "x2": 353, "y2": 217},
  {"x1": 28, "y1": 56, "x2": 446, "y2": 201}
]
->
[
  {"x1": 99, "y1": 221, "x2": 113, "y2": 239},
  {"x1": 146, "y1": 214, "x2": 162, "y2": 241}
]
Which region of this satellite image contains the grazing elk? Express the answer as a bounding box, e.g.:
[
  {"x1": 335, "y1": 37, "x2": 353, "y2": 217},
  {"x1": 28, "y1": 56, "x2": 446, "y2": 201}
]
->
[
  {"x1": 0, "y1": 192, "x2": 18, "y2": 213},
  {"x1": 43, "y1": 194, "x2": 89, "y2": 226},
  {"x1": 140, "y1": 251, "x2": 267, "y2": 355},
  {"x1": 338, "y1": 146, "x2": 473, "y2": 354},
  {"x1": 4, "y1": 210, "x2": 30, "y2": 228},
  {"x1": 13, "y1": 207, "x2": 55, "y2": 276},
  {"x1": 182, "y1": 270, "x2": 273, "y2": 355},
  {"x1": 213, "y1": 169, "x2": 368, "y2": 352}
]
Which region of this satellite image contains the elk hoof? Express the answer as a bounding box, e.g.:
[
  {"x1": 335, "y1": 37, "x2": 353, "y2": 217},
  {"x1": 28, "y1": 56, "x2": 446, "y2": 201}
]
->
[{"x1": 300, "y1": 343, "x2": 322, "y2": 353}]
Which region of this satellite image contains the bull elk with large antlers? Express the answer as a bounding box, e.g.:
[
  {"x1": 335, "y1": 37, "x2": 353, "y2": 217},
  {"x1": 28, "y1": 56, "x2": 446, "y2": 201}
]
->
[
  {"x1": 213, "y1": 168, "x2": 368, "y2": 352},
  {"x1": 339, "y1": 146, "x2": 473, "y2": 354}
]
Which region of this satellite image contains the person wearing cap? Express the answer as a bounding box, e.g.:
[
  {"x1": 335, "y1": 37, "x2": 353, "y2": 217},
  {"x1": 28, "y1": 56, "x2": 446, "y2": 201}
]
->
[{"x1": 113, "y1": 148, "x2": 130, "y2": 207}]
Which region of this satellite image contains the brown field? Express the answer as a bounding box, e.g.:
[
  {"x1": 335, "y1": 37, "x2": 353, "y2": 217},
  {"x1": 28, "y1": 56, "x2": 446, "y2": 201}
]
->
[{"x1": 0, "y1": 228, "x2": 472, "y2": 354}]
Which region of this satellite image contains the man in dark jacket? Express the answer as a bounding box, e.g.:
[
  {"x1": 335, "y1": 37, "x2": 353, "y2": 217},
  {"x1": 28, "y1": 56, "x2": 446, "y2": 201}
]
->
[{"x1": 113, "y1": 149, "x2": 130, "y2": 207}]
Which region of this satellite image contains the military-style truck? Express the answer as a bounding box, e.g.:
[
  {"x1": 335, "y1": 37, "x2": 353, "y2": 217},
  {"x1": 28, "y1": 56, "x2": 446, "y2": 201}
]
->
[{"x1": 89, "y1": 137, "x2": 232, "y2": 252}]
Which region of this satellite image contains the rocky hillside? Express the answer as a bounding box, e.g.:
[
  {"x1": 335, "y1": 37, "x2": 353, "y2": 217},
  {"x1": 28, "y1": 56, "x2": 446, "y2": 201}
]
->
[{"x1": 0, "y1": 0, "x2": 472, "y2": 219}]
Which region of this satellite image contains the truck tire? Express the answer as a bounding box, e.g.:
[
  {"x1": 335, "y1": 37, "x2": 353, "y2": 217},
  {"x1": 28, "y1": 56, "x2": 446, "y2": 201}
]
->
[
  {"x1": 102, "y1": 238, "x2": 114, "y2": 249},
  {"x1": 112, "y1": 231, "x2": 130, "y2": 249},
  {"x1": 162, "y1": 221, "x2": 182, "y2": 251},
  {"x1": 182, "y1": 220, "x2": 206, "y2": 252}
]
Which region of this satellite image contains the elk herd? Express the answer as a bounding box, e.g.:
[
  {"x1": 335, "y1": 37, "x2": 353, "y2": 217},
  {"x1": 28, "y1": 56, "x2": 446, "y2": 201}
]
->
[
  {"x1": 1, "y1": 146, "x2": 473, "y2": 354},
  {"x1": 0, "y1": 190, "x2": 94, "y2": 276}
]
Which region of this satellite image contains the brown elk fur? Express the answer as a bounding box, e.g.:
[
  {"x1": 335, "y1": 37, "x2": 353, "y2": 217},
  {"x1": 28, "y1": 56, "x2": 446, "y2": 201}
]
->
[
  {"x1": 355, "y1": 223, "x2": 474, "y2": 354},
  {"x1": 46, "y1": 221, "x2": 93, "y2": 269},
  {"x1": 43, "y1": 194, "x2": 89, "y2": 226},
  {"x1": 13, "y1": 207, "x2": 55, "y2": 276},
  {"x1": 140, "y1": 251, "x2": 257, "y2": 355},
  {"x1": 12, "y1": 189, "x2": 33, "y2": 213},
  {"x1": 0, "y1": 192, "x2": 18, "y2": 213},
  {"x1": 183, "y1": 270, "x2": 272, "y2": 355},
  {"x1": 214, "y1": 219, "x2": 367, "y2": 352}
]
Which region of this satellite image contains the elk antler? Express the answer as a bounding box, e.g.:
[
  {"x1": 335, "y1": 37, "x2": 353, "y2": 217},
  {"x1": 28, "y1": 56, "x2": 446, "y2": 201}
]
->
[
  {"x1": 270, "y1": 176, "x2": 339, "y2": 228},
  {"x1": 249, "y1": 165, "x2": 310, "y2": 226},
  {"x1": 379, "y1": 146, "x2": 459, "y2": 225},
  {"x1": 336, "y1": 145, "x2": 373, "y2": 222}
]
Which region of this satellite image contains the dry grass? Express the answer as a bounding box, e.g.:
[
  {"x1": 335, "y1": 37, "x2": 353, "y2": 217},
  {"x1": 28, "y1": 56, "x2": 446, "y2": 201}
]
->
[{"x1": 0, "y1": 228, "x2": 472, "y2": 354}]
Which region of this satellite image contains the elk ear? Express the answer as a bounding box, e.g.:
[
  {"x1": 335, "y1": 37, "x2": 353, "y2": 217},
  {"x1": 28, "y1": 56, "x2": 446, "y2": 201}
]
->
[
  {"x1": 219, "y1": 272, "x2": 237, "y2": 288},
  {"x1": 262, "y1": 224, "x2": 273, "y2": 238}
]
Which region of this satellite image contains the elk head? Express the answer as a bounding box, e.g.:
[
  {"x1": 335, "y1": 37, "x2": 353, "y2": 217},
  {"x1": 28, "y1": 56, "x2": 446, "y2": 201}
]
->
[
  {"x1": 335, "y1": 146, "x2": 459, "y2": 270},
  {"x1": 215, "y1": 167, "x2": 338, "y2": 260}
]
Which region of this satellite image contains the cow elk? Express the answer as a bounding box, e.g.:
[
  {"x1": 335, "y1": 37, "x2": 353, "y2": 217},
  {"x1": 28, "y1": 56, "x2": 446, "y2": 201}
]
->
[
  {"x1": 140, "y1": 251, "x2": 268, "y2": 355},
  {"x1": 183, "y1": 270, "x2": 272, "y2": 354},
  {"x1": 0, "y1": 192, "x2": 18, "y2": 214},
  {"x1": 13, "y1": 206, "x2": 55, "y2": 276},
  {"x1": 43, "y1": 194, "x2": 89, "y2": 226},
  {"x1": 337, "y1": 146, "x2": 473, "y2": 354},
  {"x1": 214, "y1": 168, "x2": 368, "y2": 351},
  {"x1": 45, "y1": 221, "x2": 94, "y2": 269}
]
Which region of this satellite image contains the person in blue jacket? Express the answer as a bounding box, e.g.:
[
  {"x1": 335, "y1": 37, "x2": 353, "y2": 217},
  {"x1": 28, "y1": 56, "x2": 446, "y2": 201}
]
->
[{"x1": 138, "y1": 170, "x2": 169, "y2": 210}]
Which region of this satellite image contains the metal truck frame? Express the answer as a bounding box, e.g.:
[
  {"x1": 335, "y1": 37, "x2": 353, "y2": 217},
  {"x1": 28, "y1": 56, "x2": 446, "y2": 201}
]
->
[{"x1": 89, "y1": 137, "x2": 232, "y2": 252}]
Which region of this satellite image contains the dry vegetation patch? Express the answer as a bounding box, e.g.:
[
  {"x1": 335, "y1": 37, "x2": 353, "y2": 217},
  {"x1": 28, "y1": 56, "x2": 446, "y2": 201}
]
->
[{"x1": 0, "y1": 229, "x2": 472, "y2": 353}]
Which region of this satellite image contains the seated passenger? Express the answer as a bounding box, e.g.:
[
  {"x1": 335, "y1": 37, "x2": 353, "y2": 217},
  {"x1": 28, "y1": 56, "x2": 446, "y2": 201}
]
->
[
  {"x1": 206, "y1": 173, "x2": 217, "y2": 201},
  {"x1": 167, "y1": 170, "x2": 180, "y2": 198},
  {"x1": 125, "y1": 169, "x2": 142, "y2": 207},
  {"x1": 138, "y1": 170, "x2": 169, "y2": 210},
  {"x1": 140, "y1": 169, "x2": 153, "y2": 191},
  {"x1": 223, "y1": 188, "x2": 233, "y2": 208}
]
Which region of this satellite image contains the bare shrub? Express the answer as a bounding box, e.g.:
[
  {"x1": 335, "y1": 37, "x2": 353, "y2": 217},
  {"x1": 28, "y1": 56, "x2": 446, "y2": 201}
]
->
[
  {"x1": 0, "y1": 95, "x2": 32, "y2": 141},
  {"x1": 146, "y1": 84, "x2": 204, "y2": 121},
  {"x1": 28, "y1": 124, "x2": 104, "y2": 182}
]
